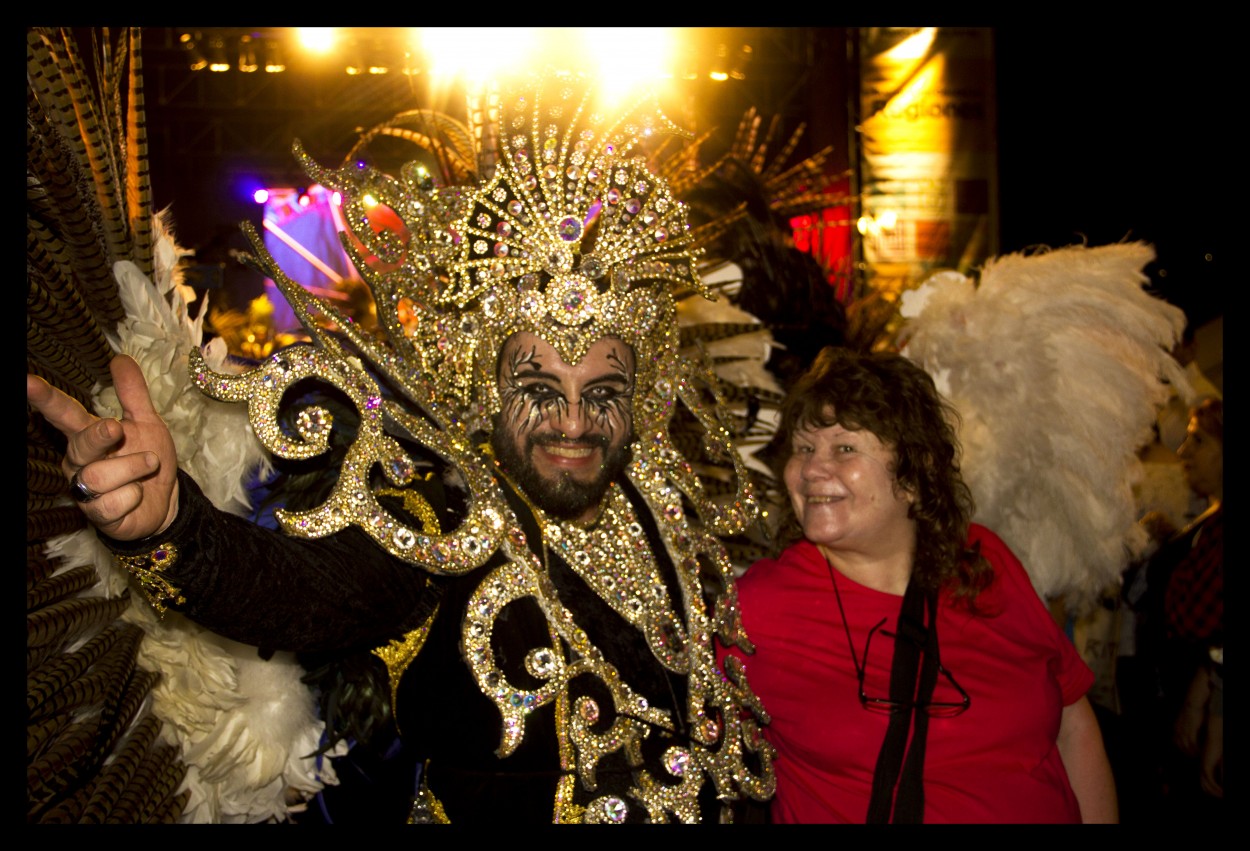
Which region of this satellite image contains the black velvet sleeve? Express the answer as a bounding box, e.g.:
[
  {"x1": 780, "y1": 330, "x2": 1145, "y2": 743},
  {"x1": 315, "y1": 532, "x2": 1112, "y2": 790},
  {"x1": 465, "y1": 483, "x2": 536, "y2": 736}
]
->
[{"x1": 101, "y1": 470, "x2": 432, "y2": 654}]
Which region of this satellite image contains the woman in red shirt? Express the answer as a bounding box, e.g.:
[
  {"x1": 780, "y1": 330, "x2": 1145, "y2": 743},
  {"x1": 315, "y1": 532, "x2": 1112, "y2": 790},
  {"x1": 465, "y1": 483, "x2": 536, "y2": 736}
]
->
[{"x1": 723, "y1": 347, "x2": 1117, "y2": 823}]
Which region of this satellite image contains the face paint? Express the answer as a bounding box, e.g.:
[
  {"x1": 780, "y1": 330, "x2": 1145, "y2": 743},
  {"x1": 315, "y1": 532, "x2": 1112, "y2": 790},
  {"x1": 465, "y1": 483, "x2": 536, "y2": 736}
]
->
[{"x1": 492, "y1": 333, "x2": 636, "y2": 523}]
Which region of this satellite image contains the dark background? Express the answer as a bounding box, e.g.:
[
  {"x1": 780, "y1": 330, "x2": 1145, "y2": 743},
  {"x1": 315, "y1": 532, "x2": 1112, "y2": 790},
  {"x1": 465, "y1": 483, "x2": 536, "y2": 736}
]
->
[
  {"x1": 995, "y1": 24, "x2": 1221, "y2": 330},
  {"x1": 139, "y1": 26, "x2": 1221, "y2": 330}
]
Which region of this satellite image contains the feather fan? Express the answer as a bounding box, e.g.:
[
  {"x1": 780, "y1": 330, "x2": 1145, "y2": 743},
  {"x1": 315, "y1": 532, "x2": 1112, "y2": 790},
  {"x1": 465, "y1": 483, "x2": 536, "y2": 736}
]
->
[
  {"x1": 43, "y1": 215, "x2": 345, "y2": 822},
  {"x1": 28, "y1": 27, "x2": 342, "y2": 823},
  {"x1": 897, "y1": 242, "x2": 1188, "y2": 616}
]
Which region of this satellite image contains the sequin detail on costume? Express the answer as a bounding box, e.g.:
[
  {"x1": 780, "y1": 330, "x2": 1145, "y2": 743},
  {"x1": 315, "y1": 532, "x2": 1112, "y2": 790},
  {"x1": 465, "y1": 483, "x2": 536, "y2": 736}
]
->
[{"x1": 459, "y1": 464, "x2": 774, "y2": 821}]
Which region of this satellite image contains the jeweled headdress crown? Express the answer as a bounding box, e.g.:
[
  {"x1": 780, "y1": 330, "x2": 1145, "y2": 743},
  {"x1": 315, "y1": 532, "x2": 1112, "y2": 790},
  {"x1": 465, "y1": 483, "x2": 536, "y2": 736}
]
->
[
  {"x1": 192, "y1": 70, "x2": 756, "y2": 568},
  {"x1": 303, "y1": 71, "x2": 707, "y2": 434}
]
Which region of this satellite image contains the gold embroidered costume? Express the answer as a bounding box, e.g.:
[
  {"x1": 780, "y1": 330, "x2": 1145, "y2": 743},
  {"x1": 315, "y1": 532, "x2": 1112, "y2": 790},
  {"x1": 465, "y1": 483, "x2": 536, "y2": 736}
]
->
[{"x1": 109, "y1": 70, "x2": 775, "y2": 823}]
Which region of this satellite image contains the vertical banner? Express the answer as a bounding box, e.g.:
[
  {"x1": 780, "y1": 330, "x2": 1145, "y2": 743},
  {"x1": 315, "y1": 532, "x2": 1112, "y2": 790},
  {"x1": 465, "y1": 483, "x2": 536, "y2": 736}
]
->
[{"x1": 857, "y1": 27, "x2": 998, "y2": 297}]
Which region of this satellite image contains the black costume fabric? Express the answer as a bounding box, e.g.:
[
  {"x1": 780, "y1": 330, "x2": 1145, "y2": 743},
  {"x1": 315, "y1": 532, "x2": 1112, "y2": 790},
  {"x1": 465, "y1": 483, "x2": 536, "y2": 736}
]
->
[{"x1": 107, "y1": 466, "x2": 771, "y2": 823}]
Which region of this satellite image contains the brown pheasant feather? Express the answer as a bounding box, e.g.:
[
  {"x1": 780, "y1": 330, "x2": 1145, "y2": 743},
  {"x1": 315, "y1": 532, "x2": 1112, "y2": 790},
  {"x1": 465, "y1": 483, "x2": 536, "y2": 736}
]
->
[
  {"x1": 77, "y1": 714, "x2": 164, "y2": 823},
  {"x1": 26, "y1": 26, "x2": 182, "y2": 824}
]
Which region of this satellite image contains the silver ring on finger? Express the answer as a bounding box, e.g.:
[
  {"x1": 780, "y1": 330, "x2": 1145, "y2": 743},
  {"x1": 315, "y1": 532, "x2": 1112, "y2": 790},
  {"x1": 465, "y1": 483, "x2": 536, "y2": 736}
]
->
[{"x1": 69, "y1": 470, "x2": 101, "y2": 503}]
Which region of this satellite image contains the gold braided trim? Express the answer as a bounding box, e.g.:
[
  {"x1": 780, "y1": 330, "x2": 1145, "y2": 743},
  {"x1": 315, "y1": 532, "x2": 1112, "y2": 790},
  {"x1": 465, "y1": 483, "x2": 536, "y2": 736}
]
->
[
  {"x1": 370, "y1": 482, "x2": 443, "y2": 731},
  {"x1": 114, "y1": 543, "x2": 184, "y2": 618},
  {"x1": 371, "y1": 605, "x2": 439, "y2": 736},
  {"x1": 408, "y1": 761, "x2": 451, "y2": 824},
  {"x1": 375, "y1": 486, "x2": 440, "y2": 535},
  {"x1": 554, "y1": 775, "x2": 585, "y2": 824}
]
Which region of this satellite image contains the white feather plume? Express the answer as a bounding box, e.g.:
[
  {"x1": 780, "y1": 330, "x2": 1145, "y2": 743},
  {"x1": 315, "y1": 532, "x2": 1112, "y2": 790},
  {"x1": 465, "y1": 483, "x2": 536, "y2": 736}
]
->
[
  {"x1": 898, "y1": 242, "x2": 1188, "y2": 616},
  {"x1": 45, "y1": 213, "x2": 342, "y2": 823}
]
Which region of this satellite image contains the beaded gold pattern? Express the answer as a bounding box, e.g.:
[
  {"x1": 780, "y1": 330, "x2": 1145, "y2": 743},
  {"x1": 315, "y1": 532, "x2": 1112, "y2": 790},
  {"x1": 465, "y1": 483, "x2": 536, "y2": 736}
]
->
[
  {"x1": 460, "y1": 462, "x2": 774, "y2": 822},
  {"x1": 305, "y1": 71, "x2": 705, "y2": 434},
  {"x1": 408, "y1": 774, "x2": 451, "y2": 824},
  {"x1": 545, "y1": 484, "x2": 689, "y2": 672},
  {"x1": 186, "y1": 71, "x2": 774, "y2": 820},
  {"x1": 371, "y1": 606, "x2": 439, "y2": 734},
  {"x1": 114, "y1": 543, "x2": 185, "y2": 618},
  {"x1": 190, "y1": 70, "x2": 757, "y2": 565},
  {"x1": 190, "y1": 341, "x2": 509, "y2": 572}
]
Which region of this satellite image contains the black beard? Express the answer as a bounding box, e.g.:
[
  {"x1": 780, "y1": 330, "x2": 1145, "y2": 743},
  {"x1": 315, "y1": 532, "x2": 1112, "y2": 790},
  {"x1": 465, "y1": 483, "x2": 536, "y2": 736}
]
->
[{"x1": 490, "y1": 427, "x2": 633, "y2": 521}]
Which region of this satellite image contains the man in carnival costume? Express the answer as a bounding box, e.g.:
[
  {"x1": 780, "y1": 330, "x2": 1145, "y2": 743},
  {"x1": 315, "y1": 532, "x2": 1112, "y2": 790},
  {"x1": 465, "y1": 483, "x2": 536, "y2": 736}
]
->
[{"x1": 27, "y1": 69, "x2": 776, "y2": 823}]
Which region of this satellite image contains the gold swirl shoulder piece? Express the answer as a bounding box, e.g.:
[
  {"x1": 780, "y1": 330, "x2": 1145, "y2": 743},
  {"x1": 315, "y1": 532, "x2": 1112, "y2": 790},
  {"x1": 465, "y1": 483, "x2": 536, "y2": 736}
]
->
[{"x1": 190, "y1": 343, "x2": 508, "y2": 573}]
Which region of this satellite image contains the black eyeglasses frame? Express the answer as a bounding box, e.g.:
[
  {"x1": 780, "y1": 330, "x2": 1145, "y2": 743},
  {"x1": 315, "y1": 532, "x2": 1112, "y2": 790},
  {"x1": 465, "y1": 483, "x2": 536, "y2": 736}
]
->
[{"x1": 857, "y1": 617, "x2": 971, "y2": 718}]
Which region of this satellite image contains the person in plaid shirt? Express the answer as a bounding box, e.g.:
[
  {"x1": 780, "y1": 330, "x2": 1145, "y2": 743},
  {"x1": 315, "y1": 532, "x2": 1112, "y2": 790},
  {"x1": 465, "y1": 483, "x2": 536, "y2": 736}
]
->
[
  {"x1": 1164, "y1": 398, "x2": 1223, "y2": 809},
  {"x1": 1136, "y1": 396, "x2": 1223, "y2": 819}
]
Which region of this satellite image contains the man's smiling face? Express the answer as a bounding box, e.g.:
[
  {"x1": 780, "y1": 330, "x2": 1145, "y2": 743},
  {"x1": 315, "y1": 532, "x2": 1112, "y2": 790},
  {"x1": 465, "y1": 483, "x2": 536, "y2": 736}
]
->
[{"x1": 491, "y1": 332, "x2": 636, "y2": 524}]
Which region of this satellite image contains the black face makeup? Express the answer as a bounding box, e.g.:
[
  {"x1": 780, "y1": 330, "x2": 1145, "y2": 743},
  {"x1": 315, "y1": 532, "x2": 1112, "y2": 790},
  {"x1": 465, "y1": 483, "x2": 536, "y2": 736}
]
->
[{"x1": 492, "y1": 333, "x2": 636, "y2": 522}]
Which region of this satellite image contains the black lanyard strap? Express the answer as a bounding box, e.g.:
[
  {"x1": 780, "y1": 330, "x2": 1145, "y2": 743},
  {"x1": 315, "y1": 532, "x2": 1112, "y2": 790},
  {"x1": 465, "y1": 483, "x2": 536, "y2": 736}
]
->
[{"x1": 866, "y1": 582, "x2": 940, "y2": 824}]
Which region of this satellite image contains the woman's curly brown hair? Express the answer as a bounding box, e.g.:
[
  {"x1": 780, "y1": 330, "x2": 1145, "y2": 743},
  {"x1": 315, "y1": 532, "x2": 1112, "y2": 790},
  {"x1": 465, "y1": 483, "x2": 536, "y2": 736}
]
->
[{"x1": 770, "y1": 346, "x2": 994, "y2": 604}]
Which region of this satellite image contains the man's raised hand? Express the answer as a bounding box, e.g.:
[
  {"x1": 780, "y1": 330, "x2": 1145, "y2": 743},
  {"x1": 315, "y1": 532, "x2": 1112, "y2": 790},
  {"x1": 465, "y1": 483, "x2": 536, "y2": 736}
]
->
[{"x1": 27, "y1": 354, "x2": 180, "y2": 541}]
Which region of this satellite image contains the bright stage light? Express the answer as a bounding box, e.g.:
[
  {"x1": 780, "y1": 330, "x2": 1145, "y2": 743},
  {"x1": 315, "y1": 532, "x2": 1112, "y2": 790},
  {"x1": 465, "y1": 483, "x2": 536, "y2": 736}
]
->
[
  {"x1": 587, "y1": 28, "x2": 676, "y2": 101},
  {"x1": 417, "y1": 27, "x2": 676, "y2": 101},
  {"x1": 297, "y1": 28, "x2": 337, "y2": 54},
  {"x1": 421, "y1": 28, "x2": 535, "y2": 84}
]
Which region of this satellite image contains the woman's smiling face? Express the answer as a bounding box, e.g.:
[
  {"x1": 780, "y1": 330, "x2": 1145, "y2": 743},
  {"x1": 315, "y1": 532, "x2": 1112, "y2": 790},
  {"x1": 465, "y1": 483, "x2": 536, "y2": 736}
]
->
[{"x1": 784, "y1": 413, "x2": 916, "y2": 559}]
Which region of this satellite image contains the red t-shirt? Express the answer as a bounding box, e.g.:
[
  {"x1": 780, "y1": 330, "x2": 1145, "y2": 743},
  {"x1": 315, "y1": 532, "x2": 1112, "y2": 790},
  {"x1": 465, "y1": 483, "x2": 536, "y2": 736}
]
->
[{"x1": 723, "y1": 525, "x2": 1093, "y2": 823}]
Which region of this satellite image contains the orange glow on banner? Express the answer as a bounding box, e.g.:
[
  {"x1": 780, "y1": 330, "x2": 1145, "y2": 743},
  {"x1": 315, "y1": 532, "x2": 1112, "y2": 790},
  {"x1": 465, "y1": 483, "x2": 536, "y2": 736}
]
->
[{"x1": 857, "y1": 27, "x2": 998, "y2": 295}]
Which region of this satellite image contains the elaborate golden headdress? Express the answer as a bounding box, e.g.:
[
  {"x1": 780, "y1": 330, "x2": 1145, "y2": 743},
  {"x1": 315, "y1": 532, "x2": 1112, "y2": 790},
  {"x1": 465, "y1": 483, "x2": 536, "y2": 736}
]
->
[{"x1": 191, "y1": 70, "x2": 757, "y2": 569}]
